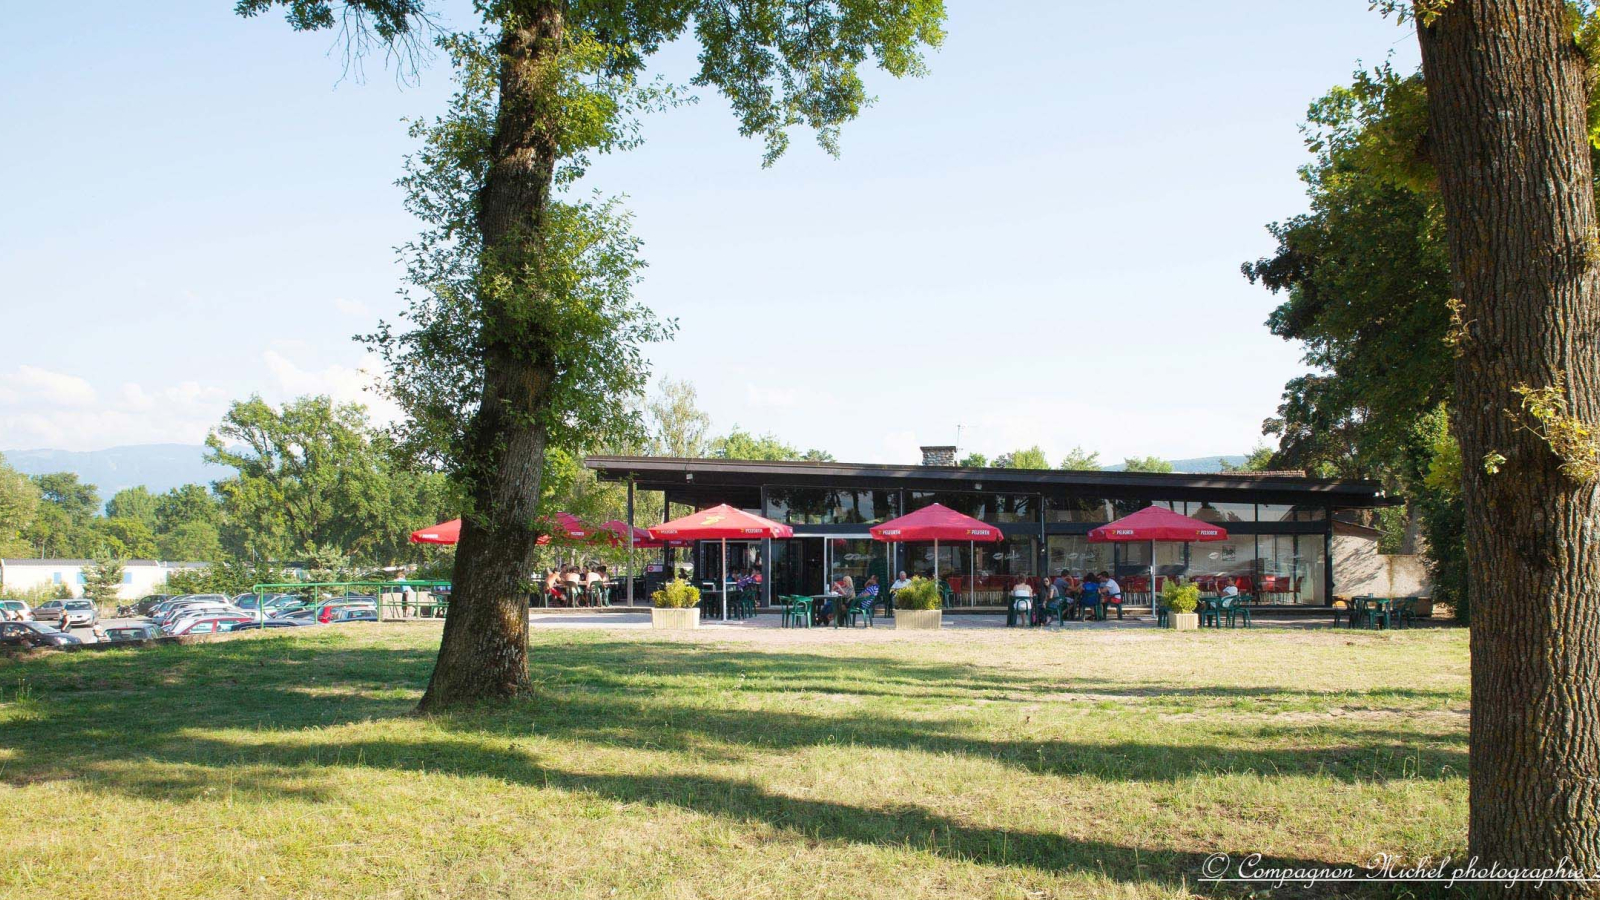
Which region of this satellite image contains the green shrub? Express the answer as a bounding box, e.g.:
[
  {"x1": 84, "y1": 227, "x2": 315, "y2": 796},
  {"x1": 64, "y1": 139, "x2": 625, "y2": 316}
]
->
[
  {"x1": 894, "y1": 576, "x2": 942, "y2": 611},
  {"x1": 650, "y1": 579, "x2": 701, "y2": 609},
  {"x1": 1161, "y1": 579, "x2": 1200, "y2": 614}
]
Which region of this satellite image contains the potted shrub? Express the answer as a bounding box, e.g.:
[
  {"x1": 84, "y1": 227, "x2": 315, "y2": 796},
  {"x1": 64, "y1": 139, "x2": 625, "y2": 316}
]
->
[
  {"x1": 650, "y1": 579, "x2": 701, "y2": 630},
  {"x1": 894, "y1": 577, "x2": 943, "y2": 630},
  {"x1": 1162, "y1": 579, "x2": 1201, "y2": 631}
]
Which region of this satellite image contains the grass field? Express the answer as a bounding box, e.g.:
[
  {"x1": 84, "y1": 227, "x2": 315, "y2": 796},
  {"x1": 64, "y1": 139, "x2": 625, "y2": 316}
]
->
[{"x1": 0, "y1": 623, "x2": 1468, "y2": 899}]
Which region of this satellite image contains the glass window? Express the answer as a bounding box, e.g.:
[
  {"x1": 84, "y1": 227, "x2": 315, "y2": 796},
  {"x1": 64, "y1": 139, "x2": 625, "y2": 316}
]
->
[
  {"x1": 1047, "y1": 496, "x2": 1114, "y2": 523},
  {"x1": 827, "y1": 538, "x2": 891, "y2": 591},
  {"x1": 907, "y1": 492, "x2": 1035, "y2": 523},
  {"x1": 765, "y1": 488, "x2": 899, "y2": 525},
  {"x1": 1188, "y1": 535, "x2": 1258, "y2": 582},
  {"x1": 1045, "y1": 535, "x2": 1112, "y2": 578},
  {"x1": 1257, "y1": 503, "x2": 1325, "y2": 522},
  {"x1": 1188, "y1": 502, "x2": 1255, "y2": 523},
  {"x1": 1111, "y1": 498, "x2": 1152, "y2": 519},
  {"x1": 1258, "y1": 534, "x2": 1324, "y2": 604}
]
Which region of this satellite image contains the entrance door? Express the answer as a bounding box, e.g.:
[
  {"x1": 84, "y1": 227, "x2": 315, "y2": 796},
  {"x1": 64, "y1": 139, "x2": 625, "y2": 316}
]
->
[{"x1": 771, "y1": 538, "x2": 827, "y2": 597}]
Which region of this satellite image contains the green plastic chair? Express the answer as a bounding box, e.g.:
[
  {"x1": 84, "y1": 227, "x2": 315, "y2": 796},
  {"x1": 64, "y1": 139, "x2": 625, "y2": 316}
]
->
[
  {"x1": 781, "y1": 596, "x2": 810, "y2": 628},
  {"x1": 1223, "y1": 596, "x2": 1253, "y2": 628},
  {"x1": 938, "y1": 581, "x2": 954, "y2": 609},
  {"x1": 1395, "y1": 598, "x2": 1416, "y2": 629},
  {"x1": 1155, "y1": 602, "x2": 1169, "y2": 627},
  {"x1": 1199, "y1": 598, "x2": 1223, "y2": 628},
  {"x1": 845, "y1": 597, "x2": 874, "y2": 627}
]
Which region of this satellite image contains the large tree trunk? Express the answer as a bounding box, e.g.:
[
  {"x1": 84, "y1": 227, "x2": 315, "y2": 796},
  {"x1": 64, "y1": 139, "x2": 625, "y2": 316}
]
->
[
  {"x1": 1417, "y1": 1, "x2": 1600, "y2": 888},
  {"x1": 418, "y1": 0, "x2": 564, "y2": 712}
]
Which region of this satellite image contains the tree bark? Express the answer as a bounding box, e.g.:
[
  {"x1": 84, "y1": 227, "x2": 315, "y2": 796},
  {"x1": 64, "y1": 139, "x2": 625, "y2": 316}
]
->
[
  {"x1": 418, "y1": 0, "x2": 564, "y2": 712},
  {"x1": 1417, "y1": 1, "x2": 1600, "y2": 890}
]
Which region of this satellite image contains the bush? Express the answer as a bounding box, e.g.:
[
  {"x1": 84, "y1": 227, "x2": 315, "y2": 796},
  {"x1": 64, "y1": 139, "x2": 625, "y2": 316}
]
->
[
  {"x1": 894, "y1": 576, "x2": 942, "y2": 611},
  {"x1": 650, "y1": 579, "x2": 700, "y2": 609},
  {"x1": 1161, "y1": 579, "x2": 1200, "y2": 614},
  {"x1": 1, "y1": 583, "x2": 73, "y2": 604}
]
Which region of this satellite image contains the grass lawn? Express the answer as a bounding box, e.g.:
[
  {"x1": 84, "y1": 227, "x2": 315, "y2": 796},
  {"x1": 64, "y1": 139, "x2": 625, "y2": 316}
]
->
[{"x1": 0, "y1": 623, "x2": 1467, "y2": 899}]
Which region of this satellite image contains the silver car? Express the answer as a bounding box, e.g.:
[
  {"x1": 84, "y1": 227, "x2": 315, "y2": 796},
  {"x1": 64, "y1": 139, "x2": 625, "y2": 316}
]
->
[{"x1": 35, "y1": 599, "x2": 98, "y2": 629}]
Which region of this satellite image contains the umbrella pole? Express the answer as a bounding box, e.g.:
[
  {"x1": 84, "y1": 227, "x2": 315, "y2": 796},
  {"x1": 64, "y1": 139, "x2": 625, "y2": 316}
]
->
[
  {"x1": 1150, "y1": 540, "x2": 1156, "y2": 607},
  {"x1": 970, "y1": 540, "x2": 975, "y2": 607},
  {"x1": 721, "y1": 537, "x2": 728, "y2": 621}
]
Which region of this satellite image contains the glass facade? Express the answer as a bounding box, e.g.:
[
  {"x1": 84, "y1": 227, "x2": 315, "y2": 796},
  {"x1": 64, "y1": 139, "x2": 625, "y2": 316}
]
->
[{"x1": 674, "y1": 485, "x2": 1340, "y2": 607}]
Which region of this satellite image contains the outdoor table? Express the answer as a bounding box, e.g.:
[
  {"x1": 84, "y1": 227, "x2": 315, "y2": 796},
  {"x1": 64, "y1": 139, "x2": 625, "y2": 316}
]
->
[
  {"x1": 810, "y1": 594, "x2": 844, "y2": 627},
  {"x1": 1359, "y1": 596, "x2": 1395, "y2": 629}
]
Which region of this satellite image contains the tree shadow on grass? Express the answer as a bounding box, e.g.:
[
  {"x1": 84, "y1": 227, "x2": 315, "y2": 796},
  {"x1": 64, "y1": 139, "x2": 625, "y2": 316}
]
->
[{"x1": 0, "y1": 634, "x2": 1464, "y2": 897}]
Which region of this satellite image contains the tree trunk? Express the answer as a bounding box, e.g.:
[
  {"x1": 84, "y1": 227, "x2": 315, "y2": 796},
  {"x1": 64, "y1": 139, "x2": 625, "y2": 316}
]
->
[
  {"x1": 1417, "y1": 1, "x2": 1600, "y2": 889},
  {"x1": 418, "y1": 0, "x2": 565, "y2": 712}
]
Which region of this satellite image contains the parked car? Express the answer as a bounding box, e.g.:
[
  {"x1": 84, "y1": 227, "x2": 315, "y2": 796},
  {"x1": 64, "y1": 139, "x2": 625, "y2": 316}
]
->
[
  {"x1": 162, "y1": 606, "x2": 248, "y2": 632},
  {"x1": 37, "y1": 599, "x2": 98, "y2": 629},
  {"x1": 235, "y1": 593, "x2": 299, "y2": 613},
  {"x1": 150, "y1": 594, "x2": 229, "y2": 619},
  {"x1": 317, "y1": 600, "x2": 377, "y2": 624},
  {"x1": 326, "y1": 607, "x2": 379, "y2": 624},
  {"x1": 167, "y1": 616, "x2": 255, "y2": 636},
  {"x1": 232, "y1": 618, "x2": 320, "y2": 630},
  {"x1": 0, "y1": 599, "x2": 33, "y2": 621},
  {"x1": 132, "y1": 594, "x2": 171, "y2": 616},
  {"x1": 0, "y1": 621, "x2": 82, "y2": 648},
  {"x1": 155, "y1": 600, "x2": 238, "y2": 626},
  {"x1": 102, "y1": 624, "x2": 161, "y2": 642}
]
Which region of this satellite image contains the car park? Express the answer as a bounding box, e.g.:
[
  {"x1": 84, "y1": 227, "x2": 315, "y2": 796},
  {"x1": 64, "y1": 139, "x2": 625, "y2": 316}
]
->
[
  {"x1": 155, "y1": 600, "x2": 239, "y2": 627},
  {"x1": 161, "y1": 606, "x2": 249, "y2": 633},
  {"x1": 0, "y1": 621, "x2": 82, "y2": 648},
  {"x1": 0, "y1": 599, "x2": 33, "y2": 621}
]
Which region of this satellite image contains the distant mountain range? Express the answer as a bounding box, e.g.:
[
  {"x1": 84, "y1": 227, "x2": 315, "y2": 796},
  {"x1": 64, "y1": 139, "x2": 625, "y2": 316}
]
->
[
  {"x1": 2, "y1": 444, "x2": 1255, "y2": 504},
  {"x1": 1102, "y1": 455, "x2": 1248, "y2": 474},
  {"x1": 2, "y1": 444, "x2": 227, "y2": 499}
]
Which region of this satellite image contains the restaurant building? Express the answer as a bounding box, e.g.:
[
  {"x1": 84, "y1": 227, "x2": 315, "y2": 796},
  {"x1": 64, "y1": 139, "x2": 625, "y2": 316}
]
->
[{"x1": 585, "y1": 446, "x2": 1393, "y2": 608}]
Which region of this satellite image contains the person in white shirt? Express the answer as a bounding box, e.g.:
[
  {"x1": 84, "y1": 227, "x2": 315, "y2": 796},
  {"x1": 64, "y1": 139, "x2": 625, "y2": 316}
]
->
[
  {"x1": 1221, "y1": 578, "x2": 1240, "y2": 598},
  {"x1": 890, "y1": 571, "x2": 911, "y2": 592},
  {"x1": 1098, "y1": 572, "x2": 1121, "y2": 603}
]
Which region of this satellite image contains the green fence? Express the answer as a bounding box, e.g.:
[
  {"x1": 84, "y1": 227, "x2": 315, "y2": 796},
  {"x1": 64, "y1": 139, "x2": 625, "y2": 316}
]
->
[{"x1": 248, "y1": 581, "x2": 452, "y2": 623}]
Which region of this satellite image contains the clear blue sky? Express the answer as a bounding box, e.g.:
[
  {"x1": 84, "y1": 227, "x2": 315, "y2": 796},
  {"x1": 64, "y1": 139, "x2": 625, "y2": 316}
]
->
[{"x1": 0, "y1": 1, "x2": 1420, "y2": 465}]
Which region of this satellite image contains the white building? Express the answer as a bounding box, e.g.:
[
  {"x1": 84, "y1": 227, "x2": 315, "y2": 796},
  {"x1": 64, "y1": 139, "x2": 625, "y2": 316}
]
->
[{"x1": 0, "y1": 559, "x2": 209, "y2": 600}]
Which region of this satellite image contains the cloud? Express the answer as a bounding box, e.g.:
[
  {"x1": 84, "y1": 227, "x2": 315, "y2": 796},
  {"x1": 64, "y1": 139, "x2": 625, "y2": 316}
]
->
[
  {"x1": 262, "y1": 350, "x2": 403, "y2": 426},
  {"x1": 0, "y1": 365, "x2": 97, "y2": 407},
  {"x1": 332, "y1": 297, "x2": 372, "y2": 317},
  {"x1": 0, "y1": 371, "x2": 225, "y2": 451}
]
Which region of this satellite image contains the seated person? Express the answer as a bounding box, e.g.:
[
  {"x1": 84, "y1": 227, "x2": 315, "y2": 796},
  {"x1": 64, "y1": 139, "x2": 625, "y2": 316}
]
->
[
  {"x1": 890, "y1": 570, "x2": 911, "y2": 593},
  {"x1": 856, "y1": 575, "x2": 881, "y2": 614},
  {"x1": 1077, "y1": 575, "x2": 1100, "y2": 618},
  {"x1": 1098, "y1": 571, "x2": 1122, "y2": 607},
  {"x1": 1009, "y1": 577, "x2": 1033, "y2": 623},
  {"x1": 1035, "y1": 579, "x2": 1060, "y2": 626},
  {"x1": 1220, "y1": 577, "x2": 1240, "y2": 598}
]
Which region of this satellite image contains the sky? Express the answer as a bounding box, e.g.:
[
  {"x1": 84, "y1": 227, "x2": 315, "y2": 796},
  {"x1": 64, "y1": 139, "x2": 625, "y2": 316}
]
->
[{"x1": 0, "y1": 1, "x2": 1422, "y2": 466}]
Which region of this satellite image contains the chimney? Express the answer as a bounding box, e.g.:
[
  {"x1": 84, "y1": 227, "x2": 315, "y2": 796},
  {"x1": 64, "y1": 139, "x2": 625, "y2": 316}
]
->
[{"x1": 920, "y1": 445, "x2": 957, "y2": 467}]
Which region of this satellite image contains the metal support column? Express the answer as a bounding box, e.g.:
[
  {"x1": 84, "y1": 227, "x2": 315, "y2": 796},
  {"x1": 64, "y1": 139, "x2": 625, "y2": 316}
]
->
[{"x1": 625, "y1": 479, "x2": 635, "y2": 607}]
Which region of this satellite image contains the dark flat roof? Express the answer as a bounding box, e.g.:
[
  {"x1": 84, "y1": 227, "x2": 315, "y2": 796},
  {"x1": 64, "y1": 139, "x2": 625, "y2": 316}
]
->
[{"x1": 584, "y1": 456, "x2": 1389, "y2": 507}]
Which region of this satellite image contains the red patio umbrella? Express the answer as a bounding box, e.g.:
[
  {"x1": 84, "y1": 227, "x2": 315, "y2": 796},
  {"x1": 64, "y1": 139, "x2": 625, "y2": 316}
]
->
[
  {"x1": 601, "y1": 519, "x2": 664, "y2": 550},
  {"x1": 1088, "y1": 506, "x2": 1227, "y2": 601},
  {"x1": 650, "y1": 504, "x2": 793, "y2": 620},
  {"x1": 870, "y1": 503, "x2": 1003, "y2": 604},
  {"x1": 409, "y1": 511, "x2": 602, "y2": 546}
]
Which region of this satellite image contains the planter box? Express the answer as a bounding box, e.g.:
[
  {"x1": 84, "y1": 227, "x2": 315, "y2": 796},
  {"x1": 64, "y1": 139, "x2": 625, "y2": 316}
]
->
[
  {"x1": 1167, "y1": 612, "x2": 1199, "y2": 632},
  {"x1": 651, "y1": 608, "x2": 700, "y2": 630},
  {"x1": 895, "y1": 609, "x2": 942, "y2": 630}
]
